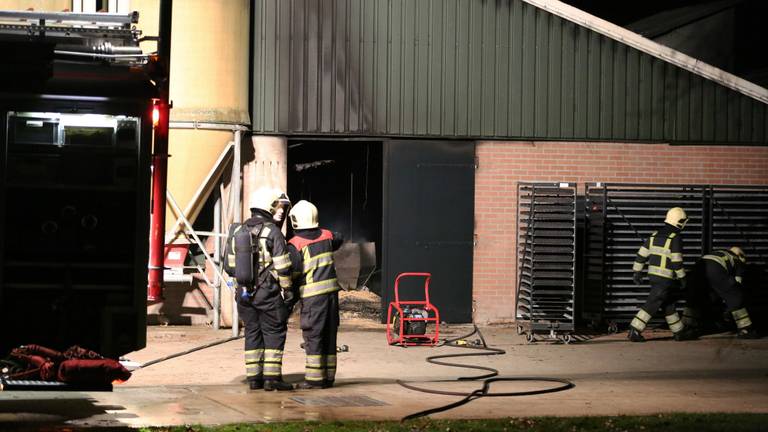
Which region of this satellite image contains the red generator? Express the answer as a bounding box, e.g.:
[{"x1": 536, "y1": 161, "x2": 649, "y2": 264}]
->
[{"x1": 386, "y1": 272, "x2": 440, "y2": 346}]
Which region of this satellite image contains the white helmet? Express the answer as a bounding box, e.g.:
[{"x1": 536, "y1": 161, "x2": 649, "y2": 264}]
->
[
  {"x1": 729, "y1": 246, "x2": 747, "y2": 263},
  {"x1": 249, "y1": 187, "x2": 281, "y2": 214},
  {"x1": 664, "y1": 207, "x2": 688, "y2": 230},
  {"x1": 289, "y1": 200, "x2": 319, "y2": 229}
]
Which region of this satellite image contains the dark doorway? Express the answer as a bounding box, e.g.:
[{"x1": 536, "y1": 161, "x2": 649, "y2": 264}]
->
[
  {"x1": 287, "y1": 140, "x2": 383, "y2": 295},
  {"x1": 382, "y1": 140, "x2": 475, "y2": 323}
]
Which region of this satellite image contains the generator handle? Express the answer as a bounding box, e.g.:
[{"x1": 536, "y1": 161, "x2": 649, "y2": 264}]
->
[{"x1": 394, "y1": 272, "x2": 432, "y2": 305}]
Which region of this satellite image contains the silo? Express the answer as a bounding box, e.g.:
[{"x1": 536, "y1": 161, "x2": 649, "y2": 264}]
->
[{"x1": 133, "y1": 0, "x2": 251, "y2": 327}]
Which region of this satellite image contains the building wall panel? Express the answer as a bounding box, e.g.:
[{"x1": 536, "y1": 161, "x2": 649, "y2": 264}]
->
[
  {"x1": 473, "y1": 141, "x2": 768, "y2": 323},
  {"x1": 253, "y1": 0, "x2": 767, "y2": 143}
]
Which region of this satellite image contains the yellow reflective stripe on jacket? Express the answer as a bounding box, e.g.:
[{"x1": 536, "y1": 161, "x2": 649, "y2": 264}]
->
[
  {"x1": 306, "y1": 251, "x2": 334, "y2": 268},
  {"x1": 272, "y1": 252, "x2": 291, "y2": 271},
  {"x1": 670, "y1": 253, "x2": 683, "y2": 263},
  {"x1": 278, "y1": 275, "x2": 292, "y2": 289},
  {"x1": 648, "y1": 266, "x2": 674, "y2": 279},
  {"x1": 703, "y1": 253, "x2": 729, "y2": 270},
  {"x1": 637, "y1": 246, "x2": 650, "y2": 258},
  {"x1": 300, "y1": 278, "x2": 340, "y2": 298},
  {"x1": 632, "y1": 262, "x2": 644, "y2": 272}
]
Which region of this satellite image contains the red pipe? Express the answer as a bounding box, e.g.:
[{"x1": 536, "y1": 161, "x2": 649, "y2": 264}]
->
[
  {"x1": 147, "y1": 0, "x2": 173, "y2": 302},
  {"x1": 147, "y1": 99, "x2": 169, "y2": 302}
]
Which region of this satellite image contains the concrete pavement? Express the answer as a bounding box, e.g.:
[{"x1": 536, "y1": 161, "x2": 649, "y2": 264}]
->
[{"x1": 1, "y1": 322, "x2": 766, "y2": 428}]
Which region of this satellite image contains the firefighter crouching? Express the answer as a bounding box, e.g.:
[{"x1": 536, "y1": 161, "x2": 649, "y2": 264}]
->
[
  {"x1": 287, "y1": 200, "x2": 344, "y2": 389},
  {"x1": 683, "y1": 247, "x2": 760, "y2": 339},
  {"x1": 237, "y1": 187, "x2": 295, "y2": 391},
  {"x1": 628, "y1": 207, "x2": 697, "y2": 342}
]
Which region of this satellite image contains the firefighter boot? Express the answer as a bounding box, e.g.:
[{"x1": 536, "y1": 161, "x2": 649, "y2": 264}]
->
[
  {"x1": 627, "y1": 327, "x2": 645, "y2": 342},
  {"x1": 264, "y1": 379, "x2": 293, "y2": 391},
  {"x1": 737, "y1": 327, "x2": 760, "y2": 339},
  {"x1": 323, "y1": 379, "x2": 335, "y2": 388},
  {"x1": 295, "y1": 380, "x2": 324, "y2": 390},
  {"x1": 248, "y1": 378, "x2": 263, "y2": 390},
  {"x1": 673, "y1": 327, "x2": 698, "y2": 341}
]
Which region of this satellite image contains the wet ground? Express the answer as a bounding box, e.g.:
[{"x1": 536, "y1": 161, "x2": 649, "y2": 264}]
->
[{"x1": 1, "y1": 322, "x2": 767, "y2": 429}]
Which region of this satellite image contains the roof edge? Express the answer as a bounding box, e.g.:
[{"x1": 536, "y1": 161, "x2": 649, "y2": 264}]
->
[{"x1": 524, "y1": 0, "x2": 768, "y2": 105}]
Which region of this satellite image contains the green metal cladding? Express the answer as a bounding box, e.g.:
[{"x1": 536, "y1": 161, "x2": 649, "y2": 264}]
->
[{"x1": 252, "y1": 0, "x2": 767, "y2": 144}]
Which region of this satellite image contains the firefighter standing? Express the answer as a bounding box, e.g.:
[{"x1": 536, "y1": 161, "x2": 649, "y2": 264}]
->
[
  {"x1": 272, "y1": 191, "x2": 292, "y2": 231},
  {"x1": 287, "y1": 200, "x2": 344, "y2": 389},
  {"x1": 237, "y1": 187, "x2": 295, "y2": 391},
  {"x1": 628, "y1": 207, "x2": 696, "y2": 342},
  {"x1": 683, "y1": 247, "x2": 760, "y2": 339}
]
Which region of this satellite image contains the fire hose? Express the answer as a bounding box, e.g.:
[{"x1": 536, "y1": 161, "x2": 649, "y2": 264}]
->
[{"x1": 396, "y1": 325, "x2": 575, "y2": 421}]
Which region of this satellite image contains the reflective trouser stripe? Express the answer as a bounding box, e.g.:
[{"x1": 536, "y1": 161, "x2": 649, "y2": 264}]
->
[
  {"x1": 630, "y1": 309, "x2": 652, "y2": 332},
  {"x1": 732, "y1": 308, "x2": 753, "y2": 329},
  {"x1": 632, "y1": 261, "x2": 645, "y2": 272},
  {"x1": 305, "y1": 355, "x2": 324, "y2": 382},
  {"x1": 324, "y1": 354, "x2": 337, "y2": 381},
  {"x1": 665, "y1": 313, "x2": 684, "y2": 334},
  {"x1": 264, "y1": 349, "x2": 283, "y2": 377},
  {"x1": 245, "y1": 349, "x2": 265, "y2": 378}
]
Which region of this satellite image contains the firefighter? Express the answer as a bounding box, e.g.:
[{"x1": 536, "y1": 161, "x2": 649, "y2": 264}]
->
[
  {"x1": 237, "y1": 187, "x2": 294, "y2": 391},
  {"x1": 272, "y1": 190, "x2": 292, "y2": 231},
  {"x1": 287, "y1": 200, "x2": 344, "y2": 389},
  {"x1": 628, "y1": 207, "x2": 697, "y2": 342},
  {"x1": 683, "y1": 247, "x2": 760, "y2": 339}
]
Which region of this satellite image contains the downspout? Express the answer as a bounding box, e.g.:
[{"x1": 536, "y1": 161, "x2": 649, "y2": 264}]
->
[{"x1": 147, "y1": 0, "x2": 173, "y2": 302}]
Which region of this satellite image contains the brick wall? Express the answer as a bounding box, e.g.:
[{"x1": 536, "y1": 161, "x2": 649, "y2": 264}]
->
[{"x1": 473, "y1": 141, "x2": 768, "y2": 323}]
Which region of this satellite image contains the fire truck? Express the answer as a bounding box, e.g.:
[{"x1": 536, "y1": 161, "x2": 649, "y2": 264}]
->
[{"x1": 0, "y1": 9, "x2": 162, "y2": 357}]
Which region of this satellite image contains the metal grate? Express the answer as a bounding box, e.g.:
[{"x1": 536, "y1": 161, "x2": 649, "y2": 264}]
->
[
  {"x1": 516, "y1": 182, "x2": 576, "y2": 342},
  {"x1": 583, "y1": 183, "x2": 706, "y2": 329},
  {"x1": 290, "y1": 395, "x2": 388, "y2": 407},
  {"x1": 708, "y1": 186, "x2": 768, "y2": 319},
  {"x1": 584, "y1": 183, "x2": 768, "y2": 330}
]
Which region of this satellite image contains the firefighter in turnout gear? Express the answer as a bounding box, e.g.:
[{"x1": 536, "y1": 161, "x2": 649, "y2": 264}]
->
[
  {"x1": 628, "y1": 207, "x2": 697, "y2": 342},
  {"x1": 237, "y1": 187, "x2": 294, "y2": 391},
  {"x1": 287, "y1": 200, "x2": 344, "y2": 389},
  {"x1": 272, "y1": 190, "x2": 292, "y2": 231},
  {"x1": 683, "y1": 247, "x2": 760, "y2": 339}
]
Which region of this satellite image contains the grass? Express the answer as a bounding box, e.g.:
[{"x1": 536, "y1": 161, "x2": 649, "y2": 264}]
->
[{"x1": 137, "y1": 413, "x2": 768, "y2": 432}]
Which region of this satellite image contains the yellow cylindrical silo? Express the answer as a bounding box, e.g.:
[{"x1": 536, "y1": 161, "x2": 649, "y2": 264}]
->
[{"x1": 133, "y1": 0, "x2": 251, "y2": 231}]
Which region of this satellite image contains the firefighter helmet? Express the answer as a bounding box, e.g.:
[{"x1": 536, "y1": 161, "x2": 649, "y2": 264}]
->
[
  {"x1": 249, "y1": 187, "x2": 281, "y2": 214},
  {"x1": 664, "y1": 207, "x2": 688, "y2": 230},
  {"x1": 273, "y1": 189, "x2": 292, "y2": 223},
  {"x1": 289, "y1": 200, "x2": 319, "y2": 229},
  {"x1": 729, "y1": 246, "x2": 747, "y2": 263}
]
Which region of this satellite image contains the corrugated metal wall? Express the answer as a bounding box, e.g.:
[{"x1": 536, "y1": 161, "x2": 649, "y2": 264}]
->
[{"x1": 252, "y1": 0, "x2": 768, "y2": 144}]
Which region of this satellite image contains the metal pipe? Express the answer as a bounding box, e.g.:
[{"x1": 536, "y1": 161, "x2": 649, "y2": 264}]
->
[
  {"x1": 213, "y1": 189, "x2": 222, "y2": 330},
  {"x1": 231, "y1": 129, "x2": 243, "y2": 336},
  {"x1": 169, "y1": 121, "x2": 249, "y2": 131},
  {"x1": 0, "y1": 10, "x2": 138, "y2": 24},
  {"x1": 147, "y1": 0, "x2": 173, "y2": 302}
]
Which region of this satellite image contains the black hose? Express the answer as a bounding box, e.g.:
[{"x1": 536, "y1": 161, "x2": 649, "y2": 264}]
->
[
  {"x1": 397, "y1": 325, "x2": 575, "y2": 421},
  {"x1": 135, "y1": 335, "x2": 243, "y2": 370}
]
